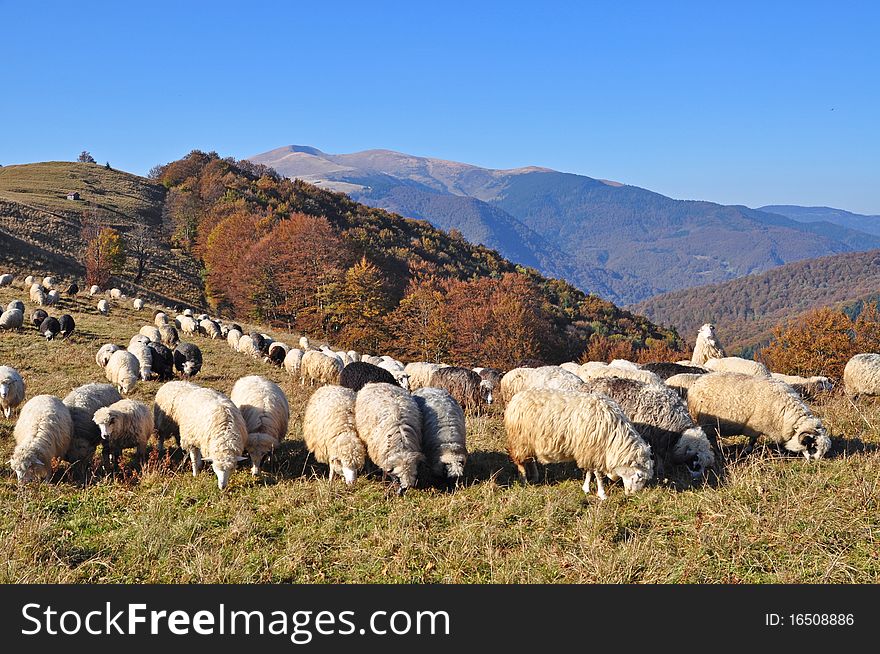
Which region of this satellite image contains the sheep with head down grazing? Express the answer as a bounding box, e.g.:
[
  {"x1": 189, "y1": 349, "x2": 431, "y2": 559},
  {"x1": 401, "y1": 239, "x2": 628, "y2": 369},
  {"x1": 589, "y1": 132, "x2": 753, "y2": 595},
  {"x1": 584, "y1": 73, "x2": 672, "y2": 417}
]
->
[
  {"x1": 10, "y1": 395, "x2": 73, "y2": 483},
  {"x1": 413, "y1": 387, "x2": 467, "y2": 482},
  {"x1": 230, "y1": 375, "x2": 290, "y2": 475},
  {"x1": 703, "y1": 356, "x2": 770, "y2": 377},
  {"x1": 499, "y1": 366, "x2": 584, "y2": 404},
  {"x1": 62, "y1": 383, "x2": 122, "y2": 465},
  {"x1": 843, "y1": 353, "x2": 880, "y2": 397},
  {"x1": 105, "y1": 350, "x2": 140, "y2": 394},
  {"x1": 0, "y1": 366, "x2": 26, "y2": 419},
  {"x1": 303, "y1": 385, "x2": 365, "y2": 485},
  {"x1": 301, "y1": 349, "x2": 343, "y2": 386},
  {"x1": 0, "y1": 307, "x2": 23, "y2": 330}
]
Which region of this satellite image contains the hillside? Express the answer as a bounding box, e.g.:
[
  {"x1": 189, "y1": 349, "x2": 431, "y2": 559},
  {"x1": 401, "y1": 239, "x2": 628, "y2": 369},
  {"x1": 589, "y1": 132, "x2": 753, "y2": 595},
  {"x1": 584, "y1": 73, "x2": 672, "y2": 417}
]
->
[
  {"x1": 0, "y1": 162, "x2": 205, "y2": 307},
  {"x1": 629, "y1": 248, "x2": 880, "y2": 352},
  {"x1": 760, "y1": 205, "x2": 880, "y2": 237},
  {"x1": 249, "y1": 145, "x2": 880, "y2": 304}
]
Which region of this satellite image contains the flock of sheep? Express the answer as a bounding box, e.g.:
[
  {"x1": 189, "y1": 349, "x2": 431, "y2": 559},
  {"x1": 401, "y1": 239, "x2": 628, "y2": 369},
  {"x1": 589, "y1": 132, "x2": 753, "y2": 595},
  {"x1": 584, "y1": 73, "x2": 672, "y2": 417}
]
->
[{"x1": 3, "y1": 272, "x2": 880, "y2": 499}]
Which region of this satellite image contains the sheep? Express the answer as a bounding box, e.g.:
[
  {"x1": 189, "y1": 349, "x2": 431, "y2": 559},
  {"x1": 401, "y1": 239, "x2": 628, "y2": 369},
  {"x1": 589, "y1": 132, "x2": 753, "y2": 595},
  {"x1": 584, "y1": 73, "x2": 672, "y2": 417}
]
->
[
  {"x1": 266, "y1": 341, "x2": 289, "y2": 367},
  {"x1": 687, "y1": 372, "x2": 831, "y2": 460},
  {"x1": 0, "y1": 366, "x2": 26, "y2": 419},
  {"x1": 127, "y1": 338, "x2": 154, "y2": 380},
  {"x1": 577, "y1": 362, "x2": 662, "y2": 386},
  {"x1": 31, "y1": 309, "x2": 48, "y2": 329},
  {"x1": 159, "y1": 324, "x2": 179, "y2": 348},
  {"x1": 133, "y1": 298, "x2": 145, "y2": 311},
  {"x1": 236, "y1": 333, "x2": 257, "y2": 356},
  {"x1": 299, "y1": 336, "x2": 310, "y2": 350},
  {"x1": 230, "y1": 375, "x2": 290, "y2": 474},
  {"x1": 45, "y1": 289, "x2": 60, "y2": 306},
  {"x1": 139, "y1": 325, "x2": 162, "y2": 343},
  {"x1": 154, "y1": 312, "x2": 169, "y2": 327},
  {"x1": 301, "y1": 349, "x2": 343, "y2": 386},
  {"x1": 499, "y1": 366, "x2": 585, "y2": 403},
  {"x1": 199, "y1": 318, "x2": 221, "y2": 339},
  {"x1": 29, "y1": 283, "x2": 47, "y2": 306},
  {"x1": 153, "y1": 380, "x2": 201, "y2": 452},
  {"x1": 413, "y1": 387, "x2": 467, "y2": 482},
  {"x1": 105, "y1": 349, "x2": 140, "y2": 394},
  {"x1": 703, "y1": 356, "x2": 770, "y2": 377},
  {"x1": 97, "y1": 299, "x2": 110, "y2": 315},
  {"x1": 334, "y1": 350, "x2": 353, "y2": 367},
  {"x1": 249, "y1": 332, "x2": 267, "y2": 356},
  {"x1": 147, "y1": 342, "x2": 175, "y2": 381},
  {"x1": 58, "y1": 314, "x2": 75, "y2": 339},
  {"x1": 664, "y1": 373, "x2": 704, "y2": 399},
  {"x1": 93, "y1": 399, "x2": 153, "y2": 472},
  {"x1": 771, "y1": 373, "x2": 834, "y2": 399},
  {"x1": 177, "y1": 315, "x2": 196, "y2": 336},
  {"x1": 7, "y1": 299, "x2": 24, "y2": 313},
  {"x1": 504, "y1": 388, "x2": 654, "y2": 499},
  {"x1": 227, "y1": 328, "x2": 242, "y2": 351},
  {"x1": 0, "y1": 307, "x2": 23, "y2": 330},
  {"x1": 62, "y1": 383, "x2": 122, "y2": 465},
  {"x1": 110, "y1": 288, "x2": 123, "y2": 300},
  {"x1": 347, "y1": 350, "x2": 360, "y2": 363},
  {"x1": 302, "y1": 385, "x2": 365, "y2": 484},
  {"x1": 361, "y1": 354, "x2": 383, "y2": 366},
  {"x1": 64, "y1": 282, "x2": 78, "y2": 296},
  {"x1": 89, "y1": 284, "x2": 101, "y2": 296},
  {"x1": 183, "y1": 308, "x2": 193, "y2": 317},
  {"x1": 580, "y1": 376, "x2": 716, "y2": 479},
  {"x1": 843, "y1": 353, "x2": 880, "y2": 397},
  {"x1": 283, "y1": 347, "x2": 304, "y2": 376},
  {"x1": 355, "y1": 382, "x2": 424, "y2": 494},
  {"x1": 476, "y1": 367, "x2": 503, "y2": 401},
  {"x1": 641, "y1": 361, "x2": 708, "y2": 380},
  {"x1": 174, "y1": 342, "x2": 203, "y2": 378},
  {"x1": 339, "y1": 361, "x2": 398, "y2": 392},
  {"x1": 42, "y1": 276, "x2": 57, "y2": 290},
  {"x1": 403, "y1": 362, "x2": 444, "y2": 391},
  {"x1": 0, "y1": 273, "x2": 12, "y2": 287},
  {"x1": 39, "y1": 316, "x2": 61, "y2": 340},
  {"x1": 9, "y1": 395, "x2": 73, "y2": 483},
  {"x1": 428, "y1": 366, "x2": 489, "y2": 411},
  {"x1": 559, "y1": 362, "x2": 581, "y2": 375},
  {"x1": 177, "y1": 386, "x2": 249, "y2": 490},
  {"x1": 24, "y1": 275, "x2": 36, "y2": 288},
  {"x1": 691, "y1": 323, "x2": 726, "y2": 365},
  {"x1": 96, "y1": 343, "x2": 122, "y2": 367}
]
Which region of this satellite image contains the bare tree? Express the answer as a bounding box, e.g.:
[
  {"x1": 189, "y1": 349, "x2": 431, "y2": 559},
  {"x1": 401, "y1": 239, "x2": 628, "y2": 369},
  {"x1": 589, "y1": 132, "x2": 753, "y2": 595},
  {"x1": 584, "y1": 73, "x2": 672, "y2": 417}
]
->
[
  {"x1": 128, "y1": 222, "x2": 156, "y2": 283},
  {"x1": 78, "y1": 151, "x2": 96, "y2": 164}
]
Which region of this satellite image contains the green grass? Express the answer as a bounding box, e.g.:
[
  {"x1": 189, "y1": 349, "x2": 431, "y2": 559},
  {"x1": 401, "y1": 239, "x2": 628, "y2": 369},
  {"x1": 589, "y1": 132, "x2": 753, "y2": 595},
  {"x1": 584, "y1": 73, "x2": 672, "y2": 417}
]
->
[{"x1": 0, "y1": 283, "x2": 878, "y2": 583}]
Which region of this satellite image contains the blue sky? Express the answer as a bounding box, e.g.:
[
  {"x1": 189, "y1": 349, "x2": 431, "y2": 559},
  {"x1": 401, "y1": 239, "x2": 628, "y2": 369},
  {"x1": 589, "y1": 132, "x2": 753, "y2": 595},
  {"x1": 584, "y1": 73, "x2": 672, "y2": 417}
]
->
[{"x1": 1, "y1": 1, "x2": 878, "y2": 213}]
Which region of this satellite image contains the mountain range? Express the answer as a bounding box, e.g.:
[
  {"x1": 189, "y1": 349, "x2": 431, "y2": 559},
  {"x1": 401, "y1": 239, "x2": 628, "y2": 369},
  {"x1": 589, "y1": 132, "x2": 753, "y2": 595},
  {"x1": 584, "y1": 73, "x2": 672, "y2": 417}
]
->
[{"x1": 249, "y1": 145, "x2": 880, "y2": 305}]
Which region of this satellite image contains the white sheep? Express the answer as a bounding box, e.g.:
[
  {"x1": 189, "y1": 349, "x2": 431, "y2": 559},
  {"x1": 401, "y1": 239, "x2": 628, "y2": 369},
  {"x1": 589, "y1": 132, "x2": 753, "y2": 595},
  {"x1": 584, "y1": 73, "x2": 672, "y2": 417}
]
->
[
  {"x1": 499, "y1": 366, "x2": 585, "y2": 403},
  {"x1": 504, "y1": 388, "x2": 654, "y2": 499},
  {"x1": 177, "y1": 386, "x2": 249, "y2": 490},
  {"x1": 375, "y1": 358, "x2": 411, "y2": 391},
  {"x1": 89, "y1": 284, "x2": 101, "y2": 296},
  {"x1": 96, "y1": 343, "x2": 122, "y2": 367},
  {"x1": 62, "y1": 383, "x2": 122, "y2": 465},
  {"x1": 577, "y1": 362, "x2": 662, "y2": 386},
  {"x1": 230, "y1": 375, "x2": 290, "y2": 474},
  {"x1": 403, "y1": 362, "x2": 444, "y2": 391},
  {"x1": 24, "y1": 275, "x2": 36, "y2": 287},
  {"x1": 133, "y1": 298, "x2": 145, "y2": 310},
  {"x1": 139, "y1": 325, "x2": 162, "y2": 343},
  {"x1": 97, "y1": 299, "x2": 110, "y2": 315},
  {"x1": 355, "y1": 382, "x2": 424, "y2": 494},
  {"x1": 282, "y1": 347, "x2": 304, "y2": 376},
  {"x1": 93, "y1": 399, "x2": 153, "y2": 471},
  {"x1": 154, "y1": 312, "x2": 169, "y2": 327},
  {"x1": 176, "y1": 315, "x2": 196, "y2": 336},
  {"x1": 0, "y1": 366, "x2": 26, "y2": 418},
  {"x1": 412, "y1": 387, "x2": 467, "y2": 481},
  {"x1": 0, "y1": 307, "x2": 24, "y2": 330},
  {"x1": 30, "y1": 283, "x2": 47, "y2": 306},
  {"x1": 703, "y1": 356, "x2": 770, "y2": 377},
  {"x1": 770, "y1": 373, "x2": 834, "y2": 399},
  {"x1": 301, "y1": 349, "x2": 343, "y2": 386},
  {"x1": 266, "y1": 341, "x2": 290, "y2": 366},
  {"x1": 335, "y1": 350, "x2": 353, "y2": 367},
  {"x1": 346, "y1": 350, "x2": 360, "y2": 363},
  {"x1": 843, "y1": 353, "x2": 880, "y2": 397},
  {"x1": 303, "y1": 385, "x2": 365, "y2": 484},
  {"x1": 44, "y1": 289, "x2": 60, "y2": 306},
  {"x1": 687, "y1": 372, "x2": 831, "y2": 460},
  {"x1": 127, "y1": 339, "x2": 154, "y2": 381},
  {"x1": 110, "y1": 288, "x2": 123, "y2": 300},
  {"x1": 105, "y1": 349, "x2": 140, "y2": 394},
  {"x1": 559, "y1": 361, "x2": 582, "y2": 375},
  {"x1": 153, "y1": 380, "x2": 201, "y2": 452},
  {"x1": 158, "y1": 324, "x2": 179, "y2": 348},
  {"x1": 299, "y1": 335, "x2": 310, "y2": 350},
  {"x1": 664, "y1": 372, "x2": 704, "y2": 399},
  {"x1": 199, "y1": 318, "x2": 221, "y2": 339},
  {"x1": 691, "y1": 323, "x2": 726, "y2": 365},
  {"x1": 9, "y1": 394, "x2": 73, "y2": 483},
  {"x1": 227, "y1": 328, "x2": 242, "y2": 351},
  {"x1": 0, "y1": 273, "x2": 13, "y2": 287}
]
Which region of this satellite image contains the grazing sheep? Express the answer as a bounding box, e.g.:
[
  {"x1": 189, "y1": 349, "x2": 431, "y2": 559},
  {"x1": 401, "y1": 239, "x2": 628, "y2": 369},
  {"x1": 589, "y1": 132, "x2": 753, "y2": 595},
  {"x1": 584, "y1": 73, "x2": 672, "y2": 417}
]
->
[
  {"x1": 0, "y1": 366, "x2": 26, "y2": 418},
  {"x1": 299, "y1": 336, "x2": 310, "y2": 350},
  {"x1": 31, "y1": 309, "x2": 48, "y2": 329},
  {"x1": 153, "y1": 380, "x2": 201, "y2": 452},
  {"x1": 236, "y1": 334, "x2": 257, "y2": 357},
  {"x1": 771, "y1": 373, "x2": 834, "y2": 399},
  {"x1": 29, "y1": 283, "x2": 47, "y2": 306},
  {"x1": 7, "y1": 299, "x2": 24, "y2": 313},
  {"x1": 183, "y1": 309, "x2": 193, "y2": 317},
  {"x1": 10, "y1": 395, "x2": 73, "y2": 483},
  {"x1": 404, "y1": 362, "x2": 444, "y2": 391},
  {"x1": 303, "y1": 385, "x2": 365, "y2": 484},
  {"x1": 93, "y1": 399, "x2": 153, "y2": 472},
  {"x1": 158, "y1": 323, "x2": 179, "y2": 349},
  {"x1": 476, "y1": 367, "x2": 503, "y2": 401},
  {"x1": 0, "y1": 307, "x2": 24, "y2": 330},
  {"x1": 62, "y1": 383, "x2": 122, "y2": 465},
  {"x1": 95, "y1": 343, "x2": 122, "y2": 367},
  {"x1": 227, "y1": 328, "x2": 242, "y2": 351},
  {"x1": 147, "y1": 342, "x2": 175, "y2": 381},
  {"x1": 355, "y1": 382, "x2": 424, "y2": 494},
  {"x1": 577, "y1": 362, "x2": 662, "y2": 386},
  {"x1": 413, "y1": 387, "x2": 467, "y2": 481},
  {"x1": 154, "y1": 312, "x2": 169, "y2": 327},
  {"x1": 581, "y1": 377, "x2": 716, "y2": 479},
  {"x1": 691, "y1": 323, "x2": 726, "y2": 365},
  {"x1": 266, "y1": 341, "x2": 289, "y2": 367},
  {"x1": 129, "y1": 334, "x2": 150, "y2": 349},
  {"x1": 664, "y1": 373, "x2": 704, "y2": 399},
  {"x1": 249, "y1": 332, "x2": 267, "y2": 356},
  {"x1": 105, "y1": 349, "x2": 140, "y2": 394},
  {"x1": 499, "y1": 366, "x2": 585, "y2": 404},
  {"x1": 89, "y1": 284, "x2": 101, "y2": 296},
  {"x1": 58, "y1": 314, "x2": 75, "y2": 339},
  {"x1": 641, "y1": 362, "x2": 708, "y2": 380},
  {"x1": 133, "y1": 298, "x2": 145, "y2": 311},
  {"x1": 64, "y1": 282, "x2": 78, "y2": 296},
  {"x1": 347, "y1": 350, "x2": 360, "y2": 363},
  {"x1": 174, "y1": 342, "x2": 203, "y2": 378},
  {"x1": 176, "y1": 315, "x2": 196, "y2": 336},
  {"x1": 139, "y1": 325, "x2": 162, "y2": 343},
  {"x1": 559, "y1": 362, "x2": 582, "y2": 375},
  {"x1": 45, "y1": 289, "x2": 60, "y2": 306},
  {"x1": 339, "y1": 361, "x2": 398, "y2": 392},
  {"x1": 24, "y1": 275, "x2": 36, "y2": 287},
  {"x1": 429, "y1": 366, "x2": 488, "y2": 411},
  {"x1": 504, "y1": 388, "x2": 654, "y2": 498},
  {"x1": 301, "y1": 350, "x2": 343, "y2": 386},
  {"x1": 333, "y1": 351, "x2": 352, "y2": 367},
  {"x1": 687, "y1": 372, "x2": 831, "y2": 460},
  {"x1": 177, "y1": 386, "x2": 249, "y2": 490},
  {"x1": 199, "y1": 319, "x2": 221, "y2": 339},
  {"x1": 127, "y1": 339, "x2": 154, "y2": 380},
  {"x1": 361, "y1": 355, "x2": 383, "y2": 366},
  {"x1": 39, "y1": 316, "x2": 61, "y2": 340},
  {"x1": 97, "y1": 299, "x2": 110, "y2": 315},
  {"x1": 843, "y1": 353, "x2": 880, "y2": 397},
  {"x1": 703, "y1": 356, "x2": 770, "y2": 377},
  {"x1": 230, "y1": 376, "x2": 290, "y2": 474},
  {"x1": 0, "y1": 273, "x2": 12, "y2": 287},
  {"x1": 110, "y1": 288, "x2": 123, "y2": 300},
  {"x1": 283, "y1": 347, "x2": 304, "y2": 376},
  {"x1": 41, "y1": 276, "x2": 57, "y2": 290}
]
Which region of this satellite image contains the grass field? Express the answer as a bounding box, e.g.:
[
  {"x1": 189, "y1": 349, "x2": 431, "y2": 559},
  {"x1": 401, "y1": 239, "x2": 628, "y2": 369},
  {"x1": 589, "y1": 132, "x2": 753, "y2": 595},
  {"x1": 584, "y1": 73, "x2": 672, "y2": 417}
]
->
[{"x1": 0, "y1": 283, "x2": 878, "y2": 583}]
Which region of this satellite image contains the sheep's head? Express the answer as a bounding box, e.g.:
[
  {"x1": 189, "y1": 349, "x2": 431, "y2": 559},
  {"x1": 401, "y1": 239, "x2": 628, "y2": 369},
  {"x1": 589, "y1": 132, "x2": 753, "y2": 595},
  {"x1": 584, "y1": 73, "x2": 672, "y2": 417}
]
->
[
  {"x1": 119, "y1": 379, "x2": 136, "y2": 395},
  {"x1": 245, "y1": 433, "x2": 276, "y2": 475},
  {"x1": 786, "y1": 422, "x2": 831, "y2": 460},
  {"x1": 140, "y1": 366, "x2": 153, "y2": 382},
  {"x1": 393, "y1": 372, "x2": 411, "y2": 391},
  {"x1": 436, "y1": 444, "x2": 467, "y2": 480},
  {"x1": 479, "y1": 379, "x2": 493, "y2": 405},
  {"x1": 93, "y1": 407, "x2": 120, "y2": 440},
  {"x1": 329, "y1": 431, "x2": 366, "y2": 485},
  {"x1": 10, "y1": 452, "x2": 49, "y2": 483},
  {"x1": 387, "y1": 450, "x2": 424, "y2": 495},
  {"x1": 673, "y1": 427, "x2": 716, "y2": 479},
  {"x1": 0, "y1": 380, "x2": 9, "y2": 399},
  {"x1": 612, "y1": 455, "x2": 654, "y2": 495},
  {"x1": 209, "y1": 454, "x2": 247, "y2": 491}
]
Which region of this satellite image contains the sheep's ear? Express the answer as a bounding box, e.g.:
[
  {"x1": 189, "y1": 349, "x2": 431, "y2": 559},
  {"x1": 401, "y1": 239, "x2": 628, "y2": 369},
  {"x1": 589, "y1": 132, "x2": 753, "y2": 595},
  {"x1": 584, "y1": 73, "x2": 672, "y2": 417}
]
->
[
  {"x1": 236, "y1": 456, "x2": 248, "y2": 462},
  {"x1": 34, "y1": 459, "x2": 45, "y2": 467}
]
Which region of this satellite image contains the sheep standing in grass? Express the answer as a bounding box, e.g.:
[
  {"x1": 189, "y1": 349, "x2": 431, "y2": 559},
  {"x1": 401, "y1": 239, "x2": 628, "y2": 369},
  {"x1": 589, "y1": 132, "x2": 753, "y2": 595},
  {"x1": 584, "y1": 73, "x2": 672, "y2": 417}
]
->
[
  {"x1": 299, "y1": 336, "x2": 310, "y2": 350},
  {"x1": 266, "y1": 341, "x2": 289, "y2": 367},
  {"x1": 230, "y1": 376, "x2": 290, "y2": 474},
  {"x1": 42, "y1": 276, "x2": 57, "y2": 290},
  {"x1": 147, "y1": 342, "x2": 175, "y2": 381},
  {"x1": 227, "y1": 328, "x2": 242, "y2": 351},
  {"x1": 282, "y1": 348, "x2": 304, "y2": 376},
  {"x1": 110, "y1": 288, "x2": 123, "y2": 300},
  {"x1": 376, "y1": 358, "x2": 410, "y2": 390},
  {"x1": 249, "y1": 332, "x2": 267, "y2": 356},
  {"x1": 62, "y1": 383, "x2": 122, "y2": 465},
  {"x1": 177, "y1": 386, "x2": 249, "y2": 490},
  {"x1": 58, "y1": 314, "x2": 75, "y2": 339},
  {"x1": 89, "y1": 284, "x2": 101, "y2": 296},
  {"x1": 39, "y1": 316, "x2": 61, "y2": 340},
  {"x1": 687, "y1": 372, "x2": 831, "y2": 460},
  {"x1": 199, "y1": 319, "x2": 221, "y2": 339},
  {"x1": 31, "y1": 309, "x2": 48, "y2": 329},
  {"x1": 581, "y1": 376, "x2": 715, "y2": 479},
  {"x1": 133, "y1": 298, "x2": 145, "y2": 311},
  {"x1": 355, "y1": 382, "x2": 424, "y2": 494},
  {"x1": 691, "y1": 323, "x2": 726, "y2": 365},
  {"x1": 153, "y1": 380, "x2": 201, "y2": 452},
  {"x1": 174, "y1": 342, "x2": 203, "y2": 378},
  {"x1": 703, "y1": 356, "x2": 770, "y2": 377},
  {"x1": 139, "y1": 325, "x2": 162, "y2": 343},
  {"x1": 7, "y1": 299, "x2": 24, "y2": 313},
  {"x1": 29, "y1": 283, "x2": 46, "y2": 306},
  {"x1": 0, "y1": 307, "x2": 23, "y2": 330},
  {"x1": 413, "y1": 387, "x2": 467, "y2": 482},
  {"x1": 93, "y1": 399, "x2": 153, "y2": 472},
  {"x1": 96, "y1": 343, "x2": 121, "y2": 367},
  {"x1": 0, "y1": 366, "x2": 25, "y2": 419},
  {"x1": 771, "y1": 373, "x2": 833, "y2": 399},
  {"x1": 301, "y1": 350, "x2": 343, "y2": 386},
  {"x1": 577, "y1": 362, "x2": 662, "y2": 386},
  {"x1": 0, "y1": 273, "x2": 12, "y2": 287},
  {"x1": 45, "y1": 289, "x2": 60, "y2": 306},
  {"x1": 24, "y1": 275, "x2": 36, "y2": 288},
  {"x1": 303, "y1": 385, "x2": 365, "y2": 484},
  {"x1": 504, "y1": 388, "x2": 654, "y2": 499},
  {"x1": 154, "y1": 312, "x2": 169, "y2": 327},
  {"x1": 499, "y1": 366, "x2": 584, "y2": 403},
  {"x1": 97, "y1": 299, "x2": 110, "y2": 315},
  {"x1": 10, "y1": 395, "x2": 73, "y2": 483},
  {"x1": 339, "y1": 361, "x2": 398, "y2": 392},
  {"x1": 105, "y1": 349, "x2": 140, "y2": 394},
  {"x1": 159, "y1": 324, "x2": 179, "y2": 349},
  {"x1": 843, "y1": 353, "x2": 880, "y2": 397},
  {"x1": 429, "y1": 366, "x2": 488, "y2": 411},
  {"x1": 127, "y1": 339, "x2": 154, "y2": 381},
  {"x1": 403, "y1": 362, "x2": 444, "y2": 391},
  {"x1": 236, "y1": 334, "x2": 257, "y2": 357}
]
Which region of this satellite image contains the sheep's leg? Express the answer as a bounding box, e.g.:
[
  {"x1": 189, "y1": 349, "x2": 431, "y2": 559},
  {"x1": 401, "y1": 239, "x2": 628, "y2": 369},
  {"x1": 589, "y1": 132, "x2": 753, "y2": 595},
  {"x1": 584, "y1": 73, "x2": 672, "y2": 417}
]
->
[
  {"x1": 189, "y1": 448, "x2": 202, "y2": 476},
  {"x1": 743, "y1": 435, "x2": 759, "y2": 456},
  {"x1": 582, "y1": 471, "x2": 592, "y2": 495},
  {"x1": 101, "y1": 446, "x2": 112, "y2": 474},
  {"x1": 527, "y1": 460, "x2": 539, "y2": 484},
  {"x1": 594, "y1": 472, "x2": 608, "y2": 500},
  {"x1": 3, "y1": 407, "x2": 10, "y2": 419},
  {"x1": 513, "y1": 459, "x2": 529, "y2": 484},
  {"x1": 328, "y1": 467, "x2": 335, "y2": 484}
]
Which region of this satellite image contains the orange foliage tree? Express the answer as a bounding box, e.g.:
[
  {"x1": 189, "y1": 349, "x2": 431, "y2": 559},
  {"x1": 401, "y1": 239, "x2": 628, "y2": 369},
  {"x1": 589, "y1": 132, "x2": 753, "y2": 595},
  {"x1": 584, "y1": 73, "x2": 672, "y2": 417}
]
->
[{"x1": 759, "y1": 307, "x2": 855, "y2": 378}]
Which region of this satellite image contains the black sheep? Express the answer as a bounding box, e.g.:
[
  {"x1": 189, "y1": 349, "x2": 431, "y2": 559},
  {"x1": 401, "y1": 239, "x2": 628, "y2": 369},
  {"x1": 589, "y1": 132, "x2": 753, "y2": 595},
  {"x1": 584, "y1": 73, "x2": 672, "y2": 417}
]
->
[
  {"x1": 65, "y1": 283, "x2": 79, "y2": 296},
  {"x1": 173, "y1": 342, "x2": 203, "y2": 378},
  {"x1": 58, "y1": 314, "x2": 75, "y2": 338},
  {"x1": 339, "y1": 361, "x2": 397, "y2": 392},
  {"x1": 640, "y1": 362, "x2": 707, "y2": 380},
  {"x1": 267, "y1": 345, "x2": 287, "y2": 367},
  {"x1": 31, "y1": 309, "x2": 48, "y2": 329},
  {"x1": 147, "y1": 342, "x2": 175, "y2": 381},
  {"x1": 249, "y1": 332, "x2": 267, "y2": 355},
  {"x1": 39, "y1": 316, "x2": 61, "y2": 340}
]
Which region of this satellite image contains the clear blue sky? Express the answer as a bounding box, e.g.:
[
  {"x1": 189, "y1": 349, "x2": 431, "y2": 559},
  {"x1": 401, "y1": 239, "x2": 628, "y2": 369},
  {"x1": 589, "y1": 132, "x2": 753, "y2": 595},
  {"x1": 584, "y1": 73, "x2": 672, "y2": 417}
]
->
[{"x1": 1, "y1": 1, "x2": 878, "y2": 213}]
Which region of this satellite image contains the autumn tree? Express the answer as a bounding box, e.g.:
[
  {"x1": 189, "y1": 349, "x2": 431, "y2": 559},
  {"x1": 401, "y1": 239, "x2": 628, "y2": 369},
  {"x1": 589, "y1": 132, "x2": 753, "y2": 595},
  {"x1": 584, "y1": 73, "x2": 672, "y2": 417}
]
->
[
  {"x1": 387, "y1": 277, "x2": 451, "y2": 363},
  {"x1": 759, "y1": 307, "x2": 854, "y2": 378},
  {"x1": 164, "y1": 184, "x2": 202, "y2": 249},
  {"x1": 332, "y1": 256, "x2": 392, "y2": 351},
  {"x1": 82, "y1": 218, "x2": 125, "y2": 287},
  {"x1": 77, "y1": 151, "x2": 96, "y2": 163},
  {"x1": 482, "y1": 273, "x2": 552, "y2": 369},
  {"x1": 127, "y1": 222, "x2": 156, "y2": 282}
]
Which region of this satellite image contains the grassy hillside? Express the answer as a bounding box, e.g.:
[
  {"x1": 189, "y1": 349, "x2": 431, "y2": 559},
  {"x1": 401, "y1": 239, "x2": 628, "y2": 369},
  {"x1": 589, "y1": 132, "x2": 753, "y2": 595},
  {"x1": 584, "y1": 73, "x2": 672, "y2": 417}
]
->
[
  {"x1": 630, "y1": 249, "x2": 880, "y2": 353},
  {"x1": 0, "y1": 283, "x2": 878, "y2": 583}
]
